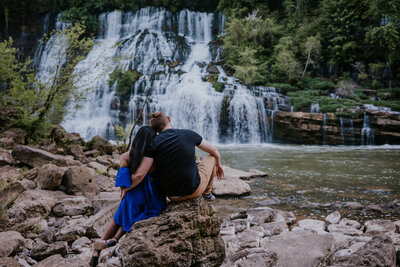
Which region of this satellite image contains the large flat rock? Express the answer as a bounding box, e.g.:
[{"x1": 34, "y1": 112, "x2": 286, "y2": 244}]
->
[{"x1": 261, "y1": 230, "x2": 335, "y2": 267}]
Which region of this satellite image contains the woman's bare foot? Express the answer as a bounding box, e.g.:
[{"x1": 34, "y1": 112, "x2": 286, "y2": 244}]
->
[{"x1": 94, "y1": 238, "x2": 118, "y2": 250}]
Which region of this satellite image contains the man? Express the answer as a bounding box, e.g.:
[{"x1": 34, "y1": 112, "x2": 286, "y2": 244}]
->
[{"x1": 121, "y1": 111, "x2": 224, "y2": 201}]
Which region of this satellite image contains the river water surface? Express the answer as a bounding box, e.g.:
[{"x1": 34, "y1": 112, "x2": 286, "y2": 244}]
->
[{"x1": 208, "y1": 144, "x2": 400, "y2": 221}]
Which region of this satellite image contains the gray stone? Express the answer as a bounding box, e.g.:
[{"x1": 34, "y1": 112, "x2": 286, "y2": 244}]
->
[
  {"x1": 52, "y1": 196, "x2": 91, "y2": 216},
  {"x1": 37, "y1": 164, "x2": 65, "y2": 190},
  {"x1": 246, "y1": 208, "x2": 275, "y2": 225},
  {"x1": 87, "y1": 161, "x2": 108, "y2": 174},
  {"x1": 83, "y1": 203, "x2": 119, "y2": 238},
  {"x1": 0, "y1": 231, "x2": 25, "y2": 257},
  {"x1": 94, "y1": 175, "x2": 114, "y2": 192},
  {"x1": 364, "y1": 219, "x2": 396, "y2": 234},
  {"x1": 11, "y1": 145, "x2": 81, "y2": 168},
  {"x1": 212, "y1": 175, "x2": 251, "y2": 197},
  {"x1": 237, "y1": 230, "x2": 260, "y2": 249},
  {"x1": 339, "y1": 218, "x2": 361, "y2": 229},
  {"x1": 342, "y1": 201, "x2": 363, "y2": 209},
  {"x1": 292, "y1": 219, "x2": 326, "y2": 234},
  {"x1": 84, "y1": 150, "x2": 100, "y2": 158},
  {"x1": 0, "y1": 148, "x2": 18, "y2": 166},
  {"x1": 71, "y1": 237, "x2": 91, "y2": 253},
  {"x1": 261, "y1": 230, "x2": 335, "y2": 267},
  {"x1": 30, "y1": 241, "x2": 68, "y2": 261},
  {"x1": 329, "y1": 234, "x2": 396, "y2": 267},
  {"x1": 86, "y1": 136, "x2": 114, "y2": 155},
  {"x1": 63, "y1": 166, "x2": 99, "y2": 198},
  {"x1": 55, "y1": 225, "x2": 86, "y2": 242},
  {"x1": 325, "y1": 211, "x2": 341, "y2": 224},
  {"x1": 68, "y1": 145, "x2": 85, "y2": 161},
  {"x1": 260, "y1": 222, "x2": 289, "y2": 237},
  {"x1": 0, "y1": 257, "x2": 20, "y2": 267},
  {"x1": 363, "y1": 204, "x2": 384, "y2": 213},
  {"x1": 117, "y1": 197, "x2": 225, "y2": 267},
  {"x1": 8, "y1": 189, "x2": 67, "y2": 223},
  {"x1": 327, "y1": 224, "x2": 363, "y2": 236}
]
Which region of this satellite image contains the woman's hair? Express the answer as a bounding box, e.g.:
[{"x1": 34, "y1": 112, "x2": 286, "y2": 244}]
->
[{"x1": 128, "y1": 125, "x2": 157, "y2": 174}]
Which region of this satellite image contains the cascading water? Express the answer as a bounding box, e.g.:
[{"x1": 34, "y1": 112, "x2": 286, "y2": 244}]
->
[
  {"x1": 34, "y1": 7, "x2": 288, "y2": 143},
  {"x1": 340, "y1": 117, "x2": 356, "y2": 145},
  {"x1": 322, "y1": 114, "x2": 327, "y2": 145},
  {"x1": 361, "y1": 112, "x2": 375, "y2": 145}
]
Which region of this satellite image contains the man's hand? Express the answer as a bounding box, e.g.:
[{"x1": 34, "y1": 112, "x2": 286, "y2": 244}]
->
[{"x1": 216, "y1": 163, "x2": 224, "y2": 179}]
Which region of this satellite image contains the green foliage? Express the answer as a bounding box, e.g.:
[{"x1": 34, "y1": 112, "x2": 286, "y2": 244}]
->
[
  {"x1": 376, "y1": 88, "x2": 400, "y2": 100},
  {"x1": 300, "y1": 78, "x2": 335, "y2": 91},
  {"x1": 212, "y1": 82, "x2": 225, "y2": 92},
  {"x1": 267, "y1": 83, "x2": 298, "y2": 94},
  {"x1": 0, "y1": 24, "x2": 93, "y2": 139},
  {"x1": 109, "y1": 68, "x2": 141, "y2": 95},
  {"x1": 271, "y1": 37, "x2": 301, "y2": 82}
]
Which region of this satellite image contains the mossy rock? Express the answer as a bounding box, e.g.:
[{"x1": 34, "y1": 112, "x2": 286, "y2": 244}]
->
[{"x1": 109, "y1": 68, "x2": 142, "y2": 96}]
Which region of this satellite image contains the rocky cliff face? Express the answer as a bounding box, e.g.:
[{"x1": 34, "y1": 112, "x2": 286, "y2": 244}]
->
[{"x1": 272, "y1": 110, "x2": 400, "y2": 145}]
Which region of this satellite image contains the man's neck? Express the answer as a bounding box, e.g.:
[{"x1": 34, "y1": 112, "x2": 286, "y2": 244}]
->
[{"x1": 160, "y1": 125, "x2": 173, "y2": 132}]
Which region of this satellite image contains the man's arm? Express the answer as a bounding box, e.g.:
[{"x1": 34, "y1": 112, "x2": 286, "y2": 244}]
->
[
  {"x1": 120, "y1": 157, "x2": 154, "y2": 200},
  {"x1": 197, "y1": 140, "x2": 224, "y2": 179}
]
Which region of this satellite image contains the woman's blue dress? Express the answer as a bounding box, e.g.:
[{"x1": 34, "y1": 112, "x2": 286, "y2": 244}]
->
[{"x1": 113, "y1": 167, "x2": 166, "y2": 232}]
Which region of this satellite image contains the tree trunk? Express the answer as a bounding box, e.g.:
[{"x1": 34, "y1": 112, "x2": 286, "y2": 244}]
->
[{"x1": 302, "y1": 48, "x2": 311, "y2": 79}]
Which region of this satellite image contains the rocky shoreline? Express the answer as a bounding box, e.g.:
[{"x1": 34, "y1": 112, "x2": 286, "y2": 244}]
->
[{"x1": 0, "y1": 126, "x2": 399, "y2": 266}]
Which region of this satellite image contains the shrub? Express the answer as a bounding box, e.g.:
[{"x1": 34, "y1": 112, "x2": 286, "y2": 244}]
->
[
  {"x1": 267, "y1": 83, "x2": 298, "y2": 94},
  {"x1": 109, "y1": 68, "x2": 141, "y2": 95},
  {"x1": 300, "y1": 77, "x2": 336, "y2": 91},
  {"x1": 212, "y1": 82, "x2": 225, "y2": 92}
]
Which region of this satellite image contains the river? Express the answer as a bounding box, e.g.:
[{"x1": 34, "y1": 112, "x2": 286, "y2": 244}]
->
[{"x1": 208, "y1": 144, "x2": 400, "y2": 221}]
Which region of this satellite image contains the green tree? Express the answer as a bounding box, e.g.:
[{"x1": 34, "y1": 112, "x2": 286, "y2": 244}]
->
[
  {"x1": 0, "y1": 24, "x2": 93, "y2": 137},
  {"x1": 271, "y1": 37, "x2": 301, "y2": 82},
  {"x1": 301, "y1": 36, "x2": 320, "y2": 78}
]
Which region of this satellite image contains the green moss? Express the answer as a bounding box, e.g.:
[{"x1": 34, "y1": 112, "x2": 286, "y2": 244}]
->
[
  {"x1": 109, "y1": 68, "x2": 142, "y2": 95},
  {"x1": 212, "y1": 81, "x2": 225, "y2": 92}
]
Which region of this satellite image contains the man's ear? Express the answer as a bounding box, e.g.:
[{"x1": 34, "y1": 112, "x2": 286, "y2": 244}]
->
[{"x1": 167, "y1": 116, "x2": 171, "y2": 122}]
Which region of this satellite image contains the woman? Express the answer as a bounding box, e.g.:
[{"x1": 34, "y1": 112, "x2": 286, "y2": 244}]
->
[{"x1": 90, "y1": 126, "x2": 166, "y2": 266}]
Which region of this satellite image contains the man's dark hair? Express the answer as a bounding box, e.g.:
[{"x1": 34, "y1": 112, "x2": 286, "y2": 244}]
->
[
  {"x1": 150, "y1": 111, "x2": 168, "y2": 132},
  {"x1": 129, "y1": 125, "x2": 157, "y2": 174}
]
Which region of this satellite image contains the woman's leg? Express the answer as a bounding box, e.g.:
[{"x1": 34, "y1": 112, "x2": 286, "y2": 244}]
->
[{"x1": 100, "y1": 220, "x2": 120, "y2": 241}]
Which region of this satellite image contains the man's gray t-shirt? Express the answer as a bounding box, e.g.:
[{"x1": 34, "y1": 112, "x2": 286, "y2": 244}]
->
[{"x1": 144, "y1": 129, "x2": 202, "y2": 196}]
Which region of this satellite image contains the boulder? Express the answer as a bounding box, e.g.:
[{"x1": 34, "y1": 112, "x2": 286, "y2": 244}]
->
[
  {"x1": 68, "y1": 145, "x2": 85, "y2": 161},
  {"x1": 260, "y1": 222, "x2": 289, "y2": 237},
  {"x1": 0, "y1": 129, "x2": 26, "y2": 149},
  {"x1": 260, "y1": 230, "x2": 335, "y2": 267},
  {"x1": 222, "y1": 248, "x2": 277, "y2": 267},
  {"x1": 83, "y1": 203, "x2": 119, "y2": 238},
  {"x1": 339, "y1": 218, "x2": 361, "y2": 229},
  {"x1": 62, "y1": 166, "x2": 99, "y2": 198},
  {"x1": 256, "y1": 198, "x2": 281, "y2": 206},
  {"x1": 0, "y1": 178, "x2": 25, "y2": 209},
  {"x1": 30, "y1": 241, "x2": 68, "y2": 261},
  {"x1": 84, "y1": 150, "x2": 100, "y2": 158},
  {"x1": 31, "y1": 254, "x2": 79, "y2": 267},
  {"x1": 342, "y1": 202, "x2": 363, "y2": 209},
  {"x1": 8, "y1": 189, "x2": 66, "y2": 223},
  {"x1": 0, "y1": 231, "x2": 25, "y2": 257},
  {"x1": 52, "y1": 196, "x2": 92, "y2": 217},
  {"x1": 0, "y1": 149, "x2": 18, "y2": 166},
  {"x1": 71, "y1": 237, "x2": 91, "y2": 253},
  {"x1": 212, "y1": 175, "x2": 251, "y2": 197},
  {"x1": 329, "y1": 234, "x2": 396, "y2": 267},
  {"x1": 55, "y1": 225, "x2": 86, "y2": 242},
  {"x1": 11, "y1": 145, "x2": 81, "y2": 168},
  {"x1": 246, "y1": 208, "x2": 275, "y2": 225},
  {"x1": 206, "y1": 64, "x2": 220, "y2": 74},
  {"x1": 0, "y1": 257, "x2": 20, "y2": 267},
  {"x1": 292, "y1": 219, "x2": 326, "y2": 234},
  {"x1": 117, "y1": 196, "x2": 225, "y2": 266},
  {"x1": 364, "y1": 220, "x2": 396, "y2": 234},
  {"x1": 87, "y1": 162, "x2": 108, "y2": 174},
  {"x1": 325, "y1": 211, "x2": 341, "y2": 224},
  {"x1": 94, "y1": 175, "x2": 115, "y2": 192},
  {"x1": 50, "y1": 125, "x2": 85, "y2": 147},
  {"x1": 86, "y1": 136, "x2": 114, "y2": 155},
  {"x1": 327, "y1": 224, "x2": 363, "y2": 236},
  {"x1": 37, "y1": 164, "x2": 66, "y2": 190}
]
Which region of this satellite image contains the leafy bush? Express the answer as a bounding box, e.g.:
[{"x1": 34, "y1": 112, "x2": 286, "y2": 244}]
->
[
  {"x1": 109, "y1": 68, "x2": 141, "y2": 95},
  {"x1": 267, "y1": 83, "x2": 298, "y2": 94},
  {"x1": 212, "y1": 82, "x2": 225, "y2": 92},
  {"x1": 376, "y1": 88, "x2": 400, "y2": 100},
  {"x1": 300, "y1": 77, "x2": 336, "y2": 90}
]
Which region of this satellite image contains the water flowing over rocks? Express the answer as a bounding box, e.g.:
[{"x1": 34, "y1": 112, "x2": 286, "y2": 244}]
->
[{"x1": 273, "y1": 110, "x2": 400, "y2": 145}]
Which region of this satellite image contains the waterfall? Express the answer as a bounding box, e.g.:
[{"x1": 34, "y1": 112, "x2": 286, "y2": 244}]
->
[
  {"x1": 34, "y1": 7, "x2": 288, "y2": 143},
  {"x1": 361, "y1": 112, "x2": 375, "y2": 145},
  {"x1": 340, "y1": 117, "x2": 356, "y2": 145},
  {"x1": 322, "y1": 113, "x2": 327, "y2": 145},
  {"x1": 310, "y1": 102, "x2": 320, "y2": 113}
]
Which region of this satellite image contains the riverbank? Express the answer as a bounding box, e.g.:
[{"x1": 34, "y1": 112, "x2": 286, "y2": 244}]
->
[{"x1": 1, "y1": 127, "x2": 399, "y2": 266}]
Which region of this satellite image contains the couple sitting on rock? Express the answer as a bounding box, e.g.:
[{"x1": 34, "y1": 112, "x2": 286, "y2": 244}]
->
[{"x1": 90, "y1": 111, "x2": 224, "y2": 266}]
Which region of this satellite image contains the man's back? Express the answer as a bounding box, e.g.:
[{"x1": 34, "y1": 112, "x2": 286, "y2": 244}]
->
[{"x1": 144, "y1": 129, "x2": 202, "y2": 196}]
